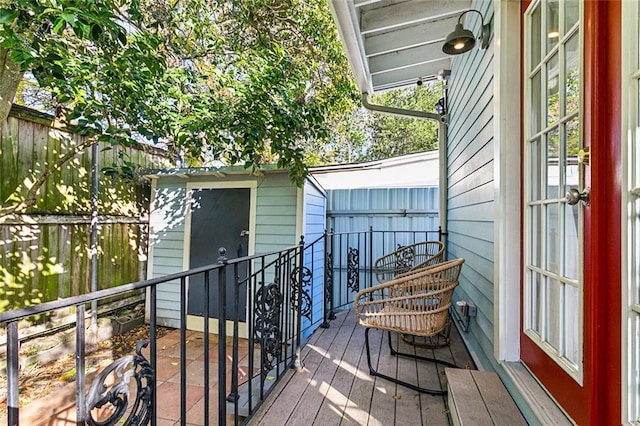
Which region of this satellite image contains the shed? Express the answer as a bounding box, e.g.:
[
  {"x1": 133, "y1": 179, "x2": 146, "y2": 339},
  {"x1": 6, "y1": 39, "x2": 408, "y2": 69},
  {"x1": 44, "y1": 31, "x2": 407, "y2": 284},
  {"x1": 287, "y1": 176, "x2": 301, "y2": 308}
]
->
[
  {"x1": 145, "y1": 166, "x2": 326, "y2": 339},
  {"x1": 310, "y1": 150, "x2": 439, "y2": 189},
  {"x1": 310, "y1": 151, "x2": 440, "y2": 237}
]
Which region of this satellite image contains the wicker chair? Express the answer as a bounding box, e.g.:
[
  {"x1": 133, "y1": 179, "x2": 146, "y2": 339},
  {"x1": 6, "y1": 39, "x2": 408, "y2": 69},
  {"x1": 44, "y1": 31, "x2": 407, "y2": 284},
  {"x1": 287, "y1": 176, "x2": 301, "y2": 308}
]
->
[
  {"x1": 374, "y1": 241, "x2": 445, "y2": 283},
  {"x1": 354, "y1": 258, "x2": 464, "y2": 395}
]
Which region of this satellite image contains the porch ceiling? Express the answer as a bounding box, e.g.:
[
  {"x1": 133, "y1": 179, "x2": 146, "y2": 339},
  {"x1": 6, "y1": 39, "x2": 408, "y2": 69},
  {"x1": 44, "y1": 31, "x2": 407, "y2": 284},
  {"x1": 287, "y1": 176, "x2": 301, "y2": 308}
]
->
[{"x1": 329, "y1": 0, "x2": 471, "y2": 93}]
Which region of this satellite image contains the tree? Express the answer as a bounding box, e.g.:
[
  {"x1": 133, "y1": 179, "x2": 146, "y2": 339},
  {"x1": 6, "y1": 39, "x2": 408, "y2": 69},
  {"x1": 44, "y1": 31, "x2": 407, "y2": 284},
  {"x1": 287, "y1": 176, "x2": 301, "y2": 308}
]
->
[
  {"x1": 0, "y1": 0, "x2": 358, "y2": 218},
  {"x1": 363, "y1": 83, "x2": 443, "y2": 161},
  {"x1": 304, "y1": 83, "x2": 444, "y2": 165}
]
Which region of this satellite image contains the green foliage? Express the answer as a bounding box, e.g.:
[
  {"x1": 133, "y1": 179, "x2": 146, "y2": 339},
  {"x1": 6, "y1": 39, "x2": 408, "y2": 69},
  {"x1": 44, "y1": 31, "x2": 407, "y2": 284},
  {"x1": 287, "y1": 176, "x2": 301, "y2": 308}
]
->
[
  {"x1": 364, "y1": 84, "x2": 442, "y2": 161},
  {"x1": 307, "y1": 83, "x2": 444, "y2": 165},
  {"x1": 0, "y1": 0, "x2": 359, "y2": 196}
]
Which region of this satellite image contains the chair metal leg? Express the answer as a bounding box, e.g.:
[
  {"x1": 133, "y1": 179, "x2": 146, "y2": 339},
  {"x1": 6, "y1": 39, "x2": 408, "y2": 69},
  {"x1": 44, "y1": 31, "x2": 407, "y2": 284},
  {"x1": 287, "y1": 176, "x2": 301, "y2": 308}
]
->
[
  {"x1": 364, "y1": 328, "x2": 456, "y2": 395},
  {"x1": 400, "y1": 318, "x2": 452, "y2": 348}
]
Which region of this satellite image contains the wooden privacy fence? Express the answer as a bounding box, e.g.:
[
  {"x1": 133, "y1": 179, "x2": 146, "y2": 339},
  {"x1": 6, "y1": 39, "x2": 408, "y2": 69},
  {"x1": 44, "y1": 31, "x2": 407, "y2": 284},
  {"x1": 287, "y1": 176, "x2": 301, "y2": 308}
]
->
[{"x1": 0, "y1": 105, "x2": 171, "y2": 313}]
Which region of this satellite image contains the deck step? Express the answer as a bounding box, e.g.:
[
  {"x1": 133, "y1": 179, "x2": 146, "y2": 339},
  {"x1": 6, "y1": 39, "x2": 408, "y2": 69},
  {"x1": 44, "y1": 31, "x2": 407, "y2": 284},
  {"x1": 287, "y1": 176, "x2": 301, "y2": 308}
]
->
[{"x1": 446, "y1": 368, "x2": 527, "y2": 426}]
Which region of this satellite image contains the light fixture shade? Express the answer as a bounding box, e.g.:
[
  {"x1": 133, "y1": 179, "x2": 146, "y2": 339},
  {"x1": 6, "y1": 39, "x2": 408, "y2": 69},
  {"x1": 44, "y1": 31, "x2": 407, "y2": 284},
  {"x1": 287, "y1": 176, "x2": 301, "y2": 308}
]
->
[
  {"x1": 442, "y1": 23, "x2": 476, "y2": 55},
  {"x1": 435, "y1": 97, "x2": 446, "y2": 115}
]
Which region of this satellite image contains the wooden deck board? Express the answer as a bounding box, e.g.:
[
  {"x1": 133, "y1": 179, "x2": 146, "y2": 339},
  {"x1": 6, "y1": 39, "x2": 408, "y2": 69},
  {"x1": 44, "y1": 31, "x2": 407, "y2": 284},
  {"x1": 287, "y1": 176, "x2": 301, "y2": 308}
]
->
[
  {"x1": 289, "y1": 312, "x2": 356, "y2": 424},
  {"x1": 418, "y1": 340, "x2": 452, "y2": 425},
  {"x1": 393, "y1": 334, "x2": 423, "y2": 426},
  {"x1": 313, "y1": 315, "x2": 363, "y2": 425},
  {"x1": 248, "y1": 310, "x2": 476, "y2": 426},
  {"x1": 250, "y1": 311, "x2": 350, "y2": 425},
  {"x1": 340, "y1": 316, "x2": 380, "y2": 426},
  {"x1": 368, "y1": 330, "x2": 399, "y2": 426}
]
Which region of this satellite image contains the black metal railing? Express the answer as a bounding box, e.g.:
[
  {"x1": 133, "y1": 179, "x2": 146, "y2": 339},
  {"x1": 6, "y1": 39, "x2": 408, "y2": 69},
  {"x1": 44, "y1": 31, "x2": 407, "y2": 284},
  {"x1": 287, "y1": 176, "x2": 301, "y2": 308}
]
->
[
  {"x1": 0, "y1": 240, "x2": 307, "y2": 426},
  {"x1": 0, "y1": 228, "x2": 442, "y2": 425},
  {"x1": 322, "y1": 227, "x2": 442, "y2": 322}
]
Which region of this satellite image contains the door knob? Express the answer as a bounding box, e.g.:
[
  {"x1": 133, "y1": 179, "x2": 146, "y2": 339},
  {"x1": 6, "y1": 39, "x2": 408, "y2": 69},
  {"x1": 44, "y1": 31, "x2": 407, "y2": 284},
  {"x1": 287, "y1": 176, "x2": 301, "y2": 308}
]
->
[{"x1": 565, "y1": 187, "x2": 590, "y2": 206}]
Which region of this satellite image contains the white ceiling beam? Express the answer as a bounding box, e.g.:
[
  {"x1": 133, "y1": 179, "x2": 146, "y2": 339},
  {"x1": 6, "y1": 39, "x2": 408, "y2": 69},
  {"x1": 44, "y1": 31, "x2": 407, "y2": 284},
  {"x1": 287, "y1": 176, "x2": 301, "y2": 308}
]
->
[
  {"x1": 368, "y1": 42, "x2": 449, "y2": 74},
  {"x1": 371, "y1": 58, "x2": 452, "y2": 89},
  {"x1": 360, "y1": 0, "x2": 470, "y2": 35},
  {"x1": 364, "y1": 17, "x2": 458, "y2": 57},
  {"x1": 354, "y1": 0, "x2": 384, "y2": 7}
]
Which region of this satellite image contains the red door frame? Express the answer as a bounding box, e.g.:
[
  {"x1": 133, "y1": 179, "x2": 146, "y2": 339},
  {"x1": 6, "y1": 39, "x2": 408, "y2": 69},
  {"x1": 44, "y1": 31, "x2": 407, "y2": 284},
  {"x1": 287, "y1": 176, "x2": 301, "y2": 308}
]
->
[{"x1": 519, "y1": 1, "x2": 622, "y2": 424}]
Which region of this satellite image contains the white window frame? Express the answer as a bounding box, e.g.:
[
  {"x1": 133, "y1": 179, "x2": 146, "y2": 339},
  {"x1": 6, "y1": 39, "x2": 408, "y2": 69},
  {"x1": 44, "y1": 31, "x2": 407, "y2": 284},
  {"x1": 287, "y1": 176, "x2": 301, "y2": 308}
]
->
[
  {"x1": 622, "y1": 0, "x2": 640, "y2": 423},
  {"x1": 523, "y1": 0, "x2": 584, "y2": 383}
]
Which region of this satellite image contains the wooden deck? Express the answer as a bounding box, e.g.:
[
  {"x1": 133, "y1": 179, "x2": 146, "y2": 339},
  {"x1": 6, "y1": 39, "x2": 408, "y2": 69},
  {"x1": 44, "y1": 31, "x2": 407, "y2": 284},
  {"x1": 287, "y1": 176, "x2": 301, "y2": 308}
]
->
[{"x1": 248, "y1": 309, "x2": 476, "y2": 426}]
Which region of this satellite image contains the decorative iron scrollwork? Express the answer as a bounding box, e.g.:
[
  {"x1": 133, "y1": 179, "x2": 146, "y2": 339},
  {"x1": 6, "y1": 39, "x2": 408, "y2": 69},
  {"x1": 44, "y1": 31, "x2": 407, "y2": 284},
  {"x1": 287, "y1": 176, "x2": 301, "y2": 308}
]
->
[
  {"x1": 254, "y1": 281, "x2": 283, "y2": 376},
  {"x1": 347, "y1": 247, "x2": 359, "y2": 293},
  {"x1": 395, "y1": 245, "x2": 415, "y2": 275},
  {"x1": 85, "y1": 340, "x2": 153, "y2": 426},
  {"x1": 291, "y1": 266, "x2": 312, "y2": 321},
  {"x1": 325, "y1": 252, "x2": 333, "y2": 302}
]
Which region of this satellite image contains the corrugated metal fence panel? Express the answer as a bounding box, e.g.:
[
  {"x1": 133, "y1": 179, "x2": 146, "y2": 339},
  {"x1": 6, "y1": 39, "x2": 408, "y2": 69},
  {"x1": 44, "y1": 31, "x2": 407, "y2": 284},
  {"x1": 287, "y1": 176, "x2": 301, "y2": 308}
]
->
[{"x1": 326, "y1": 187, "x2": 439, "y2": 235}]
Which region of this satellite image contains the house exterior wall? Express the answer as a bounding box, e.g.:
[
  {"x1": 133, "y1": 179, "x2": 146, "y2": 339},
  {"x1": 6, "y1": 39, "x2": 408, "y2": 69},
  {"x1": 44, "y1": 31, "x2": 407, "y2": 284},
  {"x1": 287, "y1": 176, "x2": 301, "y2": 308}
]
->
[
  {"x1": 445, "y1": 0, "x2": 497, "y2": 371},
  {"x1": 147, "y1": 172, "x2": 324, "y2": 328}
]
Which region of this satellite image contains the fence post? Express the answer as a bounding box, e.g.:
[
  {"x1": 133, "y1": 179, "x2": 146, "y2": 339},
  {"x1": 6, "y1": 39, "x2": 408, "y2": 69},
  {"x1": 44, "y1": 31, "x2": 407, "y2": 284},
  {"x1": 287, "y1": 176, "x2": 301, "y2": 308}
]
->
[
  {"x1": 369, "y1": 226, "x2": 374, "y2": 290},
  {"x1": 294, "y1": 236, "x2": 305, "y2": 370},
  {"x1": 217, "y1": 247, "x2": 228, "y2": 426},
  {"x1": 76, "y1": 304, "x2": 86, "y2": 426},
  {"x1": 7, "y1": 322, "x2": 19, "y2": 426},
  {"x1": 320, "y1": 229, "x2": 333, "y2": 328},
  {"x1": 327, "y1": 229, "x2": 336, "y2": 320}
]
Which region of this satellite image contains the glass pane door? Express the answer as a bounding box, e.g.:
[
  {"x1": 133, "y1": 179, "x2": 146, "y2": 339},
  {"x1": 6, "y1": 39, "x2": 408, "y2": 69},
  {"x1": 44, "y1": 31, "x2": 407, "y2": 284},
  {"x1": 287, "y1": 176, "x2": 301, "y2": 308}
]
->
[
  {"x1": 524, "y1": 0, "x2": 583, "y2": 381},
  {"x1": 624, "y1": 0, "x2": 640, "y2": 421}
]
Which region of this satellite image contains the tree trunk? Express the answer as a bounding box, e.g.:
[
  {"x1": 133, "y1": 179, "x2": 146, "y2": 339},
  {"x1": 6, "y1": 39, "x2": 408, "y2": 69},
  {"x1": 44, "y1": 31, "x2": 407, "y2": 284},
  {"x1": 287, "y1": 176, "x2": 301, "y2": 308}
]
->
[{"x1": 0, "y1": 47, "x2": 23, "y2": 125}]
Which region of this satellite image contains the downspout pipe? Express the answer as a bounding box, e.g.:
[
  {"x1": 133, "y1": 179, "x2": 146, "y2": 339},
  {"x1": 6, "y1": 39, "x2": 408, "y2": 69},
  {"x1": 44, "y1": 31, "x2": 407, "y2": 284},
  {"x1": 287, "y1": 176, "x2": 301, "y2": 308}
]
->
[
  {"x1": 361, "y1": 93, "x2": 445, "y2": 123},
  {"x1": 360, "y1": 93, "x2": 449, "y2": 245}
]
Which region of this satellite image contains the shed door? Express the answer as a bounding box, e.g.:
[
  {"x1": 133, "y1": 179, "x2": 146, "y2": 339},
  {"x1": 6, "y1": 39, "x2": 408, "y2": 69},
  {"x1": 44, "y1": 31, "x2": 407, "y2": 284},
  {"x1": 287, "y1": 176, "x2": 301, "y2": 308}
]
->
[{"x1": 187, "y1": 188, "x2": 250, "y2": 334}]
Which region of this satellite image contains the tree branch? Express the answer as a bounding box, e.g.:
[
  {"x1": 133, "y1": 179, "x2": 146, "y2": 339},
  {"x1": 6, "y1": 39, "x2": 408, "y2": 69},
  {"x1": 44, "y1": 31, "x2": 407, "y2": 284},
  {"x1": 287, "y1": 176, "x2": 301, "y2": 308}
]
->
[
  {"x1": 0, "y1": 47, "x2": 24, "y2": 125},
  {"x1": 0, "y1": 135, "x2": 98, "y2": 220}
]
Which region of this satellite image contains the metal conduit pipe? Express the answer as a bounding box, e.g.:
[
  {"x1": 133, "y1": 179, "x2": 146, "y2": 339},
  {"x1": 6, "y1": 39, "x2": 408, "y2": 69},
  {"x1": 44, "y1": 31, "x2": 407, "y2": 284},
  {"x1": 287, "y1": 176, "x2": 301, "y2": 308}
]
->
[
  {"x1": 438, "y1": 120, "x2": 448, "y2": 248},
  {"x1": 360, "y1": 93, "x2": 449, "y2": 245},
  {"x1": 361, "y1": 93, "x2": 445, "y2": 122}
]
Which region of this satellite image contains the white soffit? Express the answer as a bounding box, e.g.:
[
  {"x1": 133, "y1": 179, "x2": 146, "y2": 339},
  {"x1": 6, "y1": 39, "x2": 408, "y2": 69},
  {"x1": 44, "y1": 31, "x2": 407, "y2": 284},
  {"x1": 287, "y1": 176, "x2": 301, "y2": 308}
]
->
[{"x1": 329, "y1": 0, "x2": 472, "y2": 93}]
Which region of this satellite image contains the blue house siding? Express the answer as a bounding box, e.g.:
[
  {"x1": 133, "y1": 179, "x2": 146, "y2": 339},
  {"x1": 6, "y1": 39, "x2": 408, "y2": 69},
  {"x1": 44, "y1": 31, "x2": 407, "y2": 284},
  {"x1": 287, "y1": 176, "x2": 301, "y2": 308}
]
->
[{"x1": 445, "y1": 0, "x2": 497, "y2": 370}]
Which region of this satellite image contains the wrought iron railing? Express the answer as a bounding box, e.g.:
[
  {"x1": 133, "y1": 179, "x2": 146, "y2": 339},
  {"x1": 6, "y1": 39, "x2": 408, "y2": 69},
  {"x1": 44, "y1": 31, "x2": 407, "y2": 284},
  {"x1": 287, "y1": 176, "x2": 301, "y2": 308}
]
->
[
  {"x1": 1, "y1": 229, "x2": 442, "y2": 425},
  {"x1": 322, "y1": 228, "x2": 443, "y2": 323},
  {"x1": 0, "y1": 240, "x2": 308, "y2": 426}
]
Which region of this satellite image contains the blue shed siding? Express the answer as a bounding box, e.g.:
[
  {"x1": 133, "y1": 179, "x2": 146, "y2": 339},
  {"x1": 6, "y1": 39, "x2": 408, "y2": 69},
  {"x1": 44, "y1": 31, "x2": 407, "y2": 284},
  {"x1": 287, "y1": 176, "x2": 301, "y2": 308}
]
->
[
  {"x1": 148, "y1": 172, "x2": 326, "y2": 332},
  {"x1": 148, "y1": 183, "x2": 187, "y2": 327},
  {"x1": 302, "y1": 181, "x2": 327, "y2": 338},
  {"x1": 446, "y1": 0, "x2": 496, "y2": 370},
  {"x1": 255, "y1": 174, "x2": 298, "y2": 253}
]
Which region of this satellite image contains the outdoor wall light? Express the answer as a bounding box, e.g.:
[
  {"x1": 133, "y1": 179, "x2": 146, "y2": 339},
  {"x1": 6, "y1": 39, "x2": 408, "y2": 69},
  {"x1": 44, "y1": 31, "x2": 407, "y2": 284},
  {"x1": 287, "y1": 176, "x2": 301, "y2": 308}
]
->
[
  {"x1": 435, "y1": 97, "x2": 446, "y2": 115},
  {"x1": 442, "y1": 9, "x2": 491, "y2": 55}
]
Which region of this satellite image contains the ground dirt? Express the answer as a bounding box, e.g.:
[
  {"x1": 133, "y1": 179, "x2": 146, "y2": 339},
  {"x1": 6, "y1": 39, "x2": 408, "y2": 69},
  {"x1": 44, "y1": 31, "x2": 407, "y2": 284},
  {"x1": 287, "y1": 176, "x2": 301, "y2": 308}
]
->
[{"x1": 0, "y1": 323, "x2": 172, "y2": 417}]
